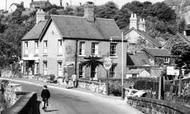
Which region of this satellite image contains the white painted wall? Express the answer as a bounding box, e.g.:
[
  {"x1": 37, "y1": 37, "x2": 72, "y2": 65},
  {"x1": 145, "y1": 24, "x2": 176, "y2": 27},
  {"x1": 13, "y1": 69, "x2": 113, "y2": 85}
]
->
[{"x1": 40, "y1": 21, "x2": 64, "y2": 76}]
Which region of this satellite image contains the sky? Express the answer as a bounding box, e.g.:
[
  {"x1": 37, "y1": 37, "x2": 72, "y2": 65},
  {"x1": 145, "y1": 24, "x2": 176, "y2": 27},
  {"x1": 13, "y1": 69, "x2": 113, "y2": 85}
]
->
[{"x1": 0, "y1": 0, "x2": 165, "y2": 11}]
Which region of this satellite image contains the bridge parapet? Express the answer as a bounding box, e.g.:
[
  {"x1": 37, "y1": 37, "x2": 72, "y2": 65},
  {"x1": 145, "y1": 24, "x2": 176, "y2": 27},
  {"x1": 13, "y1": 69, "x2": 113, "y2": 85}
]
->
[
  {"x1": 127, "y1": 97, "x2": 190, "y2": 114},
  {"x1": 1, "y1": 92, "x2": 40, "y2": 114}
]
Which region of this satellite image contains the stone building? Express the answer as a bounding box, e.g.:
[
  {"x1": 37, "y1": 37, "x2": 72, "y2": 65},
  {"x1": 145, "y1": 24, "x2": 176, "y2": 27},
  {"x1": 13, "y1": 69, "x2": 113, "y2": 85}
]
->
[
  {"x1": 30, "y1": 0, "x2": 51, "y2": 9},
  {"x1": 124, "y1": 13, "x2": 173, "y2": 78},
  {"x1": 21, "y1": 2, "x2": 128, "y2": 79}
]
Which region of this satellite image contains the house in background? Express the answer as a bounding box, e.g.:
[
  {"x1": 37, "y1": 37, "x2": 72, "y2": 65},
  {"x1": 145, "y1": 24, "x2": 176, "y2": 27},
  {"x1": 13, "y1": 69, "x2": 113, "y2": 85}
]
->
[
  {"x1": 30, "y1": 0, "x2": 52, "y2": 9},
  {"x1": 127, "y1": 48, "x2": 172, "y2": 77},
  {"x1": 21, "y1": 9, "x2": 47, "y2": 75},
  {"x1": 126, "y1": 69, "x2": 150, "y2": 78},
  {"x1": 124, "y1": 13, "x2": 161, "y2": 54},
  {"x1": 124, "y1": 13, "x2": 173, "y2": 78},
  {"x1": 21, "y1": 2, "x2": 128, "y2": 79}
]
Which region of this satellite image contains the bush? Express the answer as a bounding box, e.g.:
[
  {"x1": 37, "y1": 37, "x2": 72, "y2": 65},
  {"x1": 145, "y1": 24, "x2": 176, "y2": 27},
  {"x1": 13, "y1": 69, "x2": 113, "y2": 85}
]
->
[{"x1": 109, "y1": 81, "x2": 122, "y2": 96}]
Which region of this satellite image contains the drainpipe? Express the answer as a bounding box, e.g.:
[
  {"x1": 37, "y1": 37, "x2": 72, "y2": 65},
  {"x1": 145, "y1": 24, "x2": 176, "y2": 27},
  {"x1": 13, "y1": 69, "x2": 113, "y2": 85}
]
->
[{"x1": 75, "y1": 40, "x2": 78, "y2": 76}]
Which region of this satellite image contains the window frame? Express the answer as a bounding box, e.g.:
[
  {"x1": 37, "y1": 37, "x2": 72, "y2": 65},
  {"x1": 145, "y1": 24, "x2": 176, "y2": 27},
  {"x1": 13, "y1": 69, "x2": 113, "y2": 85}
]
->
[
  {"x1": 79, "y1": 41, "x2": 85, "y2": 56},
  {"x1": 58, "y1": 39, "x2": 63, "y2": 55},
  {"x1": 43, "y1": 61, "x2": 48, "y2": 75},
  {"x1": 43, "y1": 40, "x2": 48, "y2": 55},
  {"x1": 91, "y1": 42, "x2": 99, "y2": 55},
  {"x1": 110, "y1": 43, "x2": 117, "y2": 56},
  {"x1": 24, "y1": 41, "x2": 28, "y2": 55},
  {"x1": 57, "y1": 61, "x2": 63, "y2": 77}
]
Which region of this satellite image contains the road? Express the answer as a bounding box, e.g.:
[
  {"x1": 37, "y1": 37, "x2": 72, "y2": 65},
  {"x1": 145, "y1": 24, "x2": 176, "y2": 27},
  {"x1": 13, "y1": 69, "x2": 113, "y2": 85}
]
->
[{"x1": 13, "y1": 81, "x2": 142, "y2": 114}]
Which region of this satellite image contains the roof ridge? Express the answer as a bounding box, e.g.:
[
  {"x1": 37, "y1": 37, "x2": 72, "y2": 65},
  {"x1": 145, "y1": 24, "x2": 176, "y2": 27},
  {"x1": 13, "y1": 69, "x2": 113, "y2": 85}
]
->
[
  {"x1": 50, "y1": 14, "x2": 114, "y2": 21},
  {"x1": 145, "y1": 48, "x2": 167, "y2": 50}
]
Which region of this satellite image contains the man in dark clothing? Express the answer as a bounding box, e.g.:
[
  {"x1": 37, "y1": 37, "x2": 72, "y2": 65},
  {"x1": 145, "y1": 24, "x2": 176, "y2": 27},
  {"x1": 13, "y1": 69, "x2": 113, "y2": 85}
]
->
[{"x1": 41, "y1": 85, "x2": 50, "y2": 110}]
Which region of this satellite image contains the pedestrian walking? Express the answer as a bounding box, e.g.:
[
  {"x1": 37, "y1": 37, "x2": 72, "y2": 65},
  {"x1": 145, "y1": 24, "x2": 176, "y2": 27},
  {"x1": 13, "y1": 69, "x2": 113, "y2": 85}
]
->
[
  {"x1": 72, "y1": 74, "x2": 77, "y2": 88},
  {"x1": 41, "y1": 85, "x2": 50, "y2": 110},
  {"x1": 65, "y1": 72, "x2": 69, "y2": 88}
]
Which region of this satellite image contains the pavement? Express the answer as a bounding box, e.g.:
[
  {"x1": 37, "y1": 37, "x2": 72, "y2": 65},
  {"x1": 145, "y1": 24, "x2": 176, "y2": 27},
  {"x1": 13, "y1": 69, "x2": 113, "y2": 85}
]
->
[
  {"x1": 0, "y1": 77, "x2": 143, "y2": 114},
  {"x1": 0, "y1": 77, "x2": 122, "y2": 101}
]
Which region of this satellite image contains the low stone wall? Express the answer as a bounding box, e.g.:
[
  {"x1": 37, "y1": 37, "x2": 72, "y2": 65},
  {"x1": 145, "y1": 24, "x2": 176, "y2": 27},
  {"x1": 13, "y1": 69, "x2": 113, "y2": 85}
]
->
[
  {"x1": 127, "y1": 97, "x2": 190, "y2": 114},
  {"x1": 4, "y1": 83, "x2": 22, "y2": 107},
  {"x1": 78, "y1": 79, "x2": 107, "y2": 94},
  {"x1": 2, "y1": 92, "x2": 40, "y2": 114}
]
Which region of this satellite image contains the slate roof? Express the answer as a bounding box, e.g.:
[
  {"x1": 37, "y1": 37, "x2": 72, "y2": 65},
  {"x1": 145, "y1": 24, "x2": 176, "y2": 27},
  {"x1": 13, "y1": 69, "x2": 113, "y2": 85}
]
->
[
  {"x1": 126, "y1": 69, "x2": 146, "y2": 74},
  {"x1": 127, "y1": 52, "x2": 150, "y2": 66},
  {"x1": 48, "y1": 15, "x2": 122, "y2": 40},
  {"x1": 124, "y1": 28, "x2": 161, "y2": 47},
  {"x1": 176, "y1": 32, "x2": 190, "y2": 45},
  {"x1": 22, "y1": 20, "x2": 47, "y2": 40},
  {"x1": 143, "y1": 48, "x2": 171, "y2": 57}
]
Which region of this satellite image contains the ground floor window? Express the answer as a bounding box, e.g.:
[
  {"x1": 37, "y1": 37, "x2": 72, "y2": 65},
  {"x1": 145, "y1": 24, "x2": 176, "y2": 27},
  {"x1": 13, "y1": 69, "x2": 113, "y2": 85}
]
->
[
  {"x1": 43, "y1": 61, "x2": 48, "y2": 75},
  {"x1": 58, "y1": 61, "x2": 63, "y2": 77},
  {"x1": 23, "y1": 60, "x2": 35, "y2": 75},
  {"x1": 79, "y1": 64, "x2": 85, "y2": 78}
]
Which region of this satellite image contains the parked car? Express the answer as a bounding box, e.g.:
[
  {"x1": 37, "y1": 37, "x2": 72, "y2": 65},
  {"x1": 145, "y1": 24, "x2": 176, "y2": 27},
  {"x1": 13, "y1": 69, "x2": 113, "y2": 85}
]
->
[{"x1": 125, "y1": 88, "x2": 147, "y2": 98}]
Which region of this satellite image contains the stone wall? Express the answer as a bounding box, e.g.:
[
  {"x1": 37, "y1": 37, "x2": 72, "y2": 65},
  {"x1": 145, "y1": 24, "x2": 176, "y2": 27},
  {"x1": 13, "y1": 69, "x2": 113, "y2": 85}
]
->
[
  {"x1": 127, "y1": 97, "x2": 190, "y2": 114},
  {"x1": 3, "y1": 82, "x2": 22, "y2": 107},
  {"x1": 2, "y1": 92, "x2": 40, "y2": 114},
  {"x1": 78, "y1": 79, "x2": 107, "y2": 94}
]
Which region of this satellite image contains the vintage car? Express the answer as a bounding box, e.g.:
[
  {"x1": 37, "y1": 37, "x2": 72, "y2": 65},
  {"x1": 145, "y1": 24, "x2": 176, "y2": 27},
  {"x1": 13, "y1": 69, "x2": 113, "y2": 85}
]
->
[{"x1": 125, "y1": 88, "x2": 147, "y2": 98}]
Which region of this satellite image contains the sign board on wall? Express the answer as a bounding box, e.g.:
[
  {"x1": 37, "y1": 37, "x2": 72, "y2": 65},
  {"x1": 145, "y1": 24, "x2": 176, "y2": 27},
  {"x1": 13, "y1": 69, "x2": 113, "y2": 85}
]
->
[{"x1": 103, "y1": 57, "x2": 112, "y2": 70}]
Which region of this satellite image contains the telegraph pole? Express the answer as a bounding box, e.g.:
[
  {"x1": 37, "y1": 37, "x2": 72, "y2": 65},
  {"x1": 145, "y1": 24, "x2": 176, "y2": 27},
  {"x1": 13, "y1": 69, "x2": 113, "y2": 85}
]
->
[
  {"x1": 121, "y1": 32, "x2": 124, "y2": 99},
  {"x1": 5, "y1": 0, "x2": 7, "y2": 11}
]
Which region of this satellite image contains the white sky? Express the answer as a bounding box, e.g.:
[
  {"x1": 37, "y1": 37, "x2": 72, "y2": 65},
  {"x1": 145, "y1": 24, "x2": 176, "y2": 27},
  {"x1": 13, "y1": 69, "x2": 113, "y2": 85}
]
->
[{"x1": 0, "y1": 0, "x2": 164, "y2": 10}]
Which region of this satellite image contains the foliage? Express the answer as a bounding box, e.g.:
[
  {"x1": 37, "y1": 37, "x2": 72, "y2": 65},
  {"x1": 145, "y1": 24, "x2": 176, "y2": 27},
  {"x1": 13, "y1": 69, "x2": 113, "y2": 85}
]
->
[
  {"x1": 116, "y1": 1, "x2": 177, "y2": 39},
  {"x1": 95, "y1": 1, "x2": 119, "y2": 19},
  {"x1": 0, "y1": 3, "x2": 35, "y2": 69},
  {"x1": 114, "y1": 6, "x2": 131, "y2": 29},
  {"x1": 80, "y1": 55, "x2": 103, "y2": 79},
  {"x1": 109, "y1": 80, "x2": 122, "y2": 96},
  {"x1": 171, "y1": 42, "x2": 190, "y2": 72}
]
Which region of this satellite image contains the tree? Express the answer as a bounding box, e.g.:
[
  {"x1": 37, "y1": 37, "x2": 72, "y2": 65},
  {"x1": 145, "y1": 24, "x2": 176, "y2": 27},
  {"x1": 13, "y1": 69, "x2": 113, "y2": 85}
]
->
[
  {"x1": 95, "y1": 1, "x2": 119, "y2": 19},
  {"x1": 171, "y1": 42, "x2": 190, "y2": 74},
  {"x1": 150, "y1": 2, "x2": 176, "y2": 22},
  {"x1": 80, "y1": 55, "x2": 103, "y2": 80},
  {"x1": 75, "y1": 5, "x2": 84, "y2": 16},
  {"x1": 0, "y1": 18, "x2": 6, "y2": 33},
  {"x1": 114, "y1": 6, "x2": 131, "y2": 29},
  {"x1": 0, "y1": 3, "x2": 35, "y2": 69},
  {"x1": 48, "y1": 8, "x2": 59, "y2": 15}
]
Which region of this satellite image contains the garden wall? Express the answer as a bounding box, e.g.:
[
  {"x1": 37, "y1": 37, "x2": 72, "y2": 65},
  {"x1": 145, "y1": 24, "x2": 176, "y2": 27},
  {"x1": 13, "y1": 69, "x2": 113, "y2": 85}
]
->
[
  {"x1": 127, "y1": 97, "x2": 190, "y2": 114},
  {"x1": 77, "y1": 79, "x2": 107, "y2": 94}
]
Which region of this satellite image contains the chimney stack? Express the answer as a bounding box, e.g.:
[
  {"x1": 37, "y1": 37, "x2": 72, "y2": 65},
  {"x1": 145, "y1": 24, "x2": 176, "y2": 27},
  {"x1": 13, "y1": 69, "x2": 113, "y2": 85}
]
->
[
  {"x1": 139, "y1": 18, "x2": 146, "y2": 31},
  {"x1": 84, "y1": 1, "x2": 95, "y2": 22},
  {"x1": 36, "y1": 9, "x2": 45, "y2": 24},
  {"x1": 129, "y1": 13, "x2": 137, "y2": 29}
]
